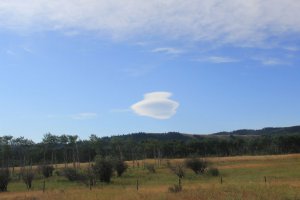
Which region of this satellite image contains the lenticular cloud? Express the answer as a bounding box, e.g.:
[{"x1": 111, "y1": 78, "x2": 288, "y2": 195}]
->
[{"x1": 131, "y1": 92, "x2": 179, "y2": 120}]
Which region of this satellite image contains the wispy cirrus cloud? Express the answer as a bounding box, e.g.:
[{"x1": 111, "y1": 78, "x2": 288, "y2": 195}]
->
[
  {"x1": 152, "y1": 47, "x2": 183, "y2": 55},
  {"x1": 131, "y1": 92, "x2": 179, "y2": 120},
  {"x1": 252, "y1": 56, "x2": 289, "y2": 66},
  {"x1": 260, "y1": 58, "x2": 288, "y2": 66},
  {"x1": 283, "y1": 46, "x2": 299, "y2": 52},
  {"x1": 22, "y1": 46, "x2": 34, "y2": 54},
  {"x1": 0, "y1": 1, "x2": 299, "y2": 46},
  {"x1": 197, "y1": 56, "x2": 239, "y2": 64}
]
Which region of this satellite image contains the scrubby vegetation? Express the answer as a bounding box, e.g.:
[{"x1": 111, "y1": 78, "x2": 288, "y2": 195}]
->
[
  {"x1": 114, "y1": 159, "x2": 128, "y2": 177},
  {"x1": 207, "y1": 167, "x2": 220, "y2": 176},
  {"x1": 21, "y1": 168, "x2": 35, "y2": 190},
  {"x1": 168, "y1": 184, "x2": 182, "y2": 193},
  {"x1": 0, "y1": 168, "x2": 10, "y2": 192},
  {"x1": 145, "y1": 164, "x2": 156, "y2": 173},
  {"x1": 1, "y1": 126, "x2": 300, "y2": 199},
  {"x1": 63, "y1": 168, "x2": 82, "y2": 182},
  {"x1": 93, "y1": 156, "x2": 114, "y2": 183},
  {"x1": 1, "y1": 154, "x2": 300, "y2": 200},
  {"x1": 168, "y1": 163, "x2": 185, "y2": 178},
  {"x1": 38, "y1": 165, "x2": 54, "y2": 178},
  {"x1": 184, "y1": 157, "x2": 207, "y2": 174}
]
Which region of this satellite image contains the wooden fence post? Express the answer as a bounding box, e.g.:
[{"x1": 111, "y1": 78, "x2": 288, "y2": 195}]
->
[{"x1": 43, "y1": 180, "x2": 45, "y2": 193}]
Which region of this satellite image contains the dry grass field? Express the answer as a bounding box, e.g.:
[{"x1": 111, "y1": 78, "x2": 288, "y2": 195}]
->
[{"x1": 2, "y1": 154, "x2": 300, "y2": 200}]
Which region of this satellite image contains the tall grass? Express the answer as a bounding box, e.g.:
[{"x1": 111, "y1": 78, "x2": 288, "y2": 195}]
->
[{"x1": 2, "y1": 154, "x2": 300, "y2": 200}]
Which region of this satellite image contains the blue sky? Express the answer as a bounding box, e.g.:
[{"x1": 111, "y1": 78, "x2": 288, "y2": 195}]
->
[{"x1": 0, "y1": 1, "x2": 299, "y2": 141}]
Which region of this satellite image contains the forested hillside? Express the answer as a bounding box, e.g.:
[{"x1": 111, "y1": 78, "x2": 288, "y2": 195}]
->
[{"x1": 1, "y1": 125, "x2": 300, "y2": 167}]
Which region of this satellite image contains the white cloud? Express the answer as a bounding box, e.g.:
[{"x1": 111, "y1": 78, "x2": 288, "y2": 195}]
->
[
  {"x1": 284, "y1": 46, "x2": 299, "y2": 51},
  {"x1": 201, "y1": 56, "x2": 239, "y2": 63},
  {"x1": 131, "y1": 92, "x2": 179, "y2": 120},
  {"x1": 261, "y1": 58, "x2": 286, "y2": 66},
  {"x1": 0, "y1": 1, "x2": 299, "y2": 45},
  {"x1": 152, "y1": 47, "x2": 183, "y2": 55},
  {"x1": 22, "y1": 47, "x2": 33, "y2": 53},
  {"x1": 71, "y1": 113, "x2": 97, "y2": 120},
  {"x1": 253, "y1": 57, "x2": 288, "y2": 66}
]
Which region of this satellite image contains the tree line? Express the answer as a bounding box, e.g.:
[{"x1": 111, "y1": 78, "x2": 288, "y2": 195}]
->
[{"x1": 1, "y1": 130, "x2": 300, "y2": 167}]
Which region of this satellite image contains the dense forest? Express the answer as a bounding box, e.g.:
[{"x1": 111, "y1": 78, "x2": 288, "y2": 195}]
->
[{"x1": 1, "y1": 125, "x2": 300, "y2": 167}]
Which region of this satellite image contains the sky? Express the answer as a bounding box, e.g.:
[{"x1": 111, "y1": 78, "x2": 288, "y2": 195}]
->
[{"x1": 0, "y1": 0, "x2": 300, "y2": 142}]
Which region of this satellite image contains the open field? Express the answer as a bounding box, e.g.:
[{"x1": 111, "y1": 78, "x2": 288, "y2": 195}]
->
[{"x1": 2, "y1": 154, "x2": 300, "y2": 200}]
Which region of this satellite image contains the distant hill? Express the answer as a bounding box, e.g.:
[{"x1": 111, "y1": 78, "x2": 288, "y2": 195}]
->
[
  {"x1": 110, "y1": 132, "x2": 194, "y2": 142},
  {"x1": 213, "y1": 125, "x2": 300, "y2": 136},
  {"x1": 109, "y1": 125, "x2": 300, "y2": 142}
]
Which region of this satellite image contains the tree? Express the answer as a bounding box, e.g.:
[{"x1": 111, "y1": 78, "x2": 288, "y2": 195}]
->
[
  {"x1": 21, "y1": 168, "x2": 35, "y2": 190},
  {"x1": 0, "y1": 136, "x2": 13, "y2": 168},
  {"x1": 93, "y1": 156, "x2": 114, "y2": 183},
  {"x1": 169, "y1": 163, "x2": 185, "y2": 178},
  {"x1": 68, "y1": 135, "x2": 79, "y2": 168},
  {"x1": 59, "y1": 135, "x2": 69, "y2": 168},
  {"x1": 11, "y1": 137, "x2": 34, "y2": 168}
]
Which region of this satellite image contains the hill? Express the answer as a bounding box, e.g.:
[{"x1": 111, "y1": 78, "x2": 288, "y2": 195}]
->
[
  {"x1": 110, "y1": 125, "x2": 300, "y2": 141},
  {"x1": 213, "y1": 125, "x2": 300, "y2": 136}
]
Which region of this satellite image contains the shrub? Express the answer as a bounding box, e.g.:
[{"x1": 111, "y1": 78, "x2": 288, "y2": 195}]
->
[
  {"x1": 145, "y1": 164, "x2": 156, "y2": 173},
  {"x1": 184, "y1": 157, "x2": 207, "y2": 174},
  {"x1": 114, "y1": 160, "x2": 128, "y2": 177},
  {"x1": 93, "y1": 156, "x2": 114, "y2": 183},
  {"x1": 170, "y1": 164, "x2": 185, "y2": 178},
  {"x1": 0, "y1": 168, "x2": 10, "y2": 192},
  {"x1": 54, "y1": 169, "x2": 61, "y2": 176},
  {"x1": 85, "y1": 166, "x2": 96, "y2": 187},
  {"x1": 39, "y1": 165, "x2": 55, "y2": 178},
  {"x1": 21, "y1": 169, "x2": 35, "y2": 190},
  {"x1": 168, "y1": 184, "x2": 182, "y2": 193},
  {"x1": 63, "y1": 168, "x2": 92, "y2": 185},
  {"x1": 63, "y1": 168, "x2": 80, "y2": 181},
  {"x1": 207, "y1": 167, "x2": 220, "y2": 176}
]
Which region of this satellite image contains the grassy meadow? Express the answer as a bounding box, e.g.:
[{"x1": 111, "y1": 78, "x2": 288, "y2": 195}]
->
[{"x1": 2, "y1": 154, "x2": 300, "y2": 200}]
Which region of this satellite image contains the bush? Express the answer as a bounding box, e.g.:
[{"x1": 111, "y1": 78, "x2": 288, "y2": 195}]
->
[
  {"x1": 0, "y1": 168, "x2": 10, "y2": 192},
  {"x1": 207, "y1": 167, "x2": 220, "y2": 176},
  {"x1": 38, "y1": 165, "x2": 54, "y2": 178},
  {"x1": 21, "y1": 169, "x2": 35, "y2": 190},
  {"x1": 170, "y1": 164, "x2": 185, "y2": 178},
  {"x1": 85, "y1": 166, "x2": 96, "y2": 187},
  {"x1": 63, "y1": 168, "x2": 80, "y2": 181},
  {"x1": 114, "y1": 160, "x2": 128, "y2": 177},
  {"x1": 145, "y1": 164, "x2": 156, "y2": 173},
  {"x1": 184, "y1": 157, "x2": 207, "y2": 174},
  {"x1": 54, "y1": 169, "x2": 61, "y2": 176},
  {"x1": 63, "y1": 167, "x2": 92, "y2": 185},
  {"x1": 168, "y1": 184, "x2": 182, "y2": 193},
  {"x1": 93, "y1": 156, "x2": 114, "y2": 183}
]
